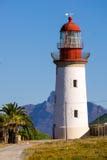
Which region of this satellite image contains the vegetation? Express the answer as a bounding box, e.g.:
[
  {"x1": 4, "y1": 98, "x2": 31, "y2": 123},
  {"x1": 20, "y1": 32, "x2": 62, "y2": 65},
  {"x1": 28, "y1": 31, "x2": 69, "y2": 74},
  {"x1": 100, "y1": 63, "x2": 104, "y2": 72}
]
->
[
  {"x1": 91, "y1": 113, "x2": 107, "y2": 124},
  {"x1": 19, "y1": 127, "x2": 50, "y2": 140},
  {"x1": 0, "y1": 102, "x2": 51, "y2": 143},
  {"x1": 24, "y1": 137, "x2": 107, "y2": 160},
  {"x1": 33, "y1": 130, "x2": 50, "y2": 140},
  {"x1": 0, "y1": 102, "x2": 36, "y2": 143}
]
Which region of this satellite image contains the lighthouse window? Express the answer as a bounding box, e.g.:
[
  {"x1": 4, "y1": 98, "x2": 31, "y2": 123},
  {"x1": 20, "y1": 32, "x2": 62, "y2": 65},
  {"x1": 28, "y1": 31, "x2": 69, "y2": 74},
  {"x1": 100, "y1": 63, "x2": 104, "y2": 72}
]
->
[
  {"x1": 73, "y1": 80, "x2": 78, "y2": 87},
  {"x1": 74, "y1": 110, "x2": 78, "y2": 118}
]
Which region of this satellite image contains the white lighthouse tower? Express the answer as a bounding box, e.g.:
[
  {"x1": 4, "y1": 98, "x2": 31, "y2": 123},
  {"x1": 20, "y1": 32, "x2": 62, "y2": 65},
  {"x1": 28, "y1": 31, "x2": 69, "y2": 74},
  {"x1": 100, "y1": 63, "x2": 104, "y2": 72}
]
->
[{"x1": 52, "y1": 16, "x2": 90, "y2": 139}]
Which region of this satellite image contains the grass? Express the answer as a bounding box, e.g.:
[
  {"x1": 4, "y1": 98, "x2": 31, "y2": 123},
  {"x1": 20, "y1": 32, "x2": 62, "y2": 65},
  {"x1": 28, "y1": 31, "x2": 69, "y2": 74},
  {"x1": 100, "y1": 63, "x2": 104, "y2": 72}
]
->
[{"x1": 24, "y1": 137, "x2": 107, "y2": 160}]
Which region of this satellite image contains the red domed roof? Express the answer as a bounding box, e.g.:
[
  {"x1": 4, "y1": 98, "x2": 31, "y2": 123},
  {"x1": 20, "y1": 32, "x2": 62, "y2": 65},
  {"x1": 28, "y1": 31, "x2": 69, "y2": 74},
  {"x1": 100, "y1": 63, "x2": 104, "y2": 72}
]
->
[{"x1": 60, "y1": 17, "x2": 81, "y2": 32}]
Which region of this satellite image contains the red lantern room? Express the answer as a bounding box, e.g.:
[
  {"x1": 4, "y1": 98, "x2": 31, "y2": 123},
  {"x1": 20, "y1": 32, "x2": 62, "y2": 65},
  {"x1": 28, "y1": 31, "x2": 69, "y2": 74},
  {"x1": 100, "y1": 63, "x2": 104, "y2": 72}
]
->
[{"x1": 57, "y1": 16, "x2": 87, "y2": 63}]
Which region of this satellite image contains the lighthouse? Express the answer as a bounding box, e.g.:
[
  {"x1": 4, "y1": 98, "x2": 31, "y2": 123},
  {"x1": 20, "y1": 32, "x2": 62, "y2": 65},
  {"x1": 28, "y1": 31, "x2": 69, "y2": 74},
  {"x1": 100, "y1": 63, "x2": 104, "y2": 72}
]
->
[{"x1": 52, "y1": 16, "x2": 90, "y2": 139}]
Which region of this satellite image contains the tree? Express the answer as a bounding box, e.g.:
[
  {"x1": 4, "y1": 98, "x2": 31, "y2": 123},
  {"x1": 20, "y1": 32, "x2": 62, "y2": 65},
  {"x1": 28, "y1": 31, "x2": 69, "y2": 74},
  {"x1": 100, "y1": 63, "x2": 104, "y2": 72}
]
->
[{"x1": 0, "y1": 102, "x2": 35, "y2": 143}]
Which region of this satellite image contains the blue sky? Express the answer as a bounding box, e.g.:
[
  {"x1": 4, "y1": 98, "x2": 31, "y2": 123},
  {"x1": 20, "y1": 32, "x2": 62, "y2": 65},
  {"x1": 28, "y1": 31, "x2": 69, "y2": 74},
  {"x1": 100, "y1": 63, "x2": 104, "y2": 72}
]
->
[{"x1": 0, "y1": 0, "x2": 107, "y2": 107}]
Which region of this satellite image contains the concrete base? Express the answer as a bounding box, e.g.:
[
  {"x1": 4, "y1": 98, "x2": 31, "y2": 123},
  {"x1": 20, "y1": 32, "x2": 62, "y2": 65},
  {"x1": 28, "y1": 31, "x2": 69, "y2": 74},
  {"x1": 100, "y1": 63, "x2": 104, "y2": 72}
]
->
[{"x1": 54, "y1": 126, "x2": 89, "y2": 139}]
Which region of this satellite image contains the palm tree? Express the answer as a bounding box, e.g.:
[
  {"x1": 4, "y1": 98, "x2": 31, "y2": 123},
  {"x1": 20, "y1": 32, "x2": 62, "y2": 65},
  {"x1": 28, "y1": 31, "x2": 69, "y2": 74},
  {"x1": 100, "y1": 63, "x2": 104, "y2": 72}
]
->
[{"x1": 0, "y1": 102, "x2": 35, "y2": 143}]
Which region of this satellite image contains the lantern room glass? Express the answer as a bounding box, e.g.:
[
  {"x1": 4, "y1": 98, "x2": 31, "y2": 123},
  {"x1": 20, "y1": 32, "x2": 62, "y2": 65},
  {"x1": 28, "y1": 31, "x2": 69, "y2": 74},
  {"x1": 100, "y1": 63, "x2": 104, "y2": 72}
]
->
[{"x1": 60, "y1": 31, "x2": 82, "y2": 48}]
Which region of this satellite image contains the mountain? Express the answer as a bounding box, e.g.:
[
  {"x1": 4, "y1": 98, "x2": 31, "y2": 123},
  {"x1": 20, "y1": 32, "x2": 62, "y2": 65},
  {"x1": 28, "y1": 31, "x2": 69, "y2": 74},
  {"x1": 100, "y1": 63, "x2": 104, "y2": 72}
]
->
[
  {"x1": 24, "y1": 91, "x2": 54, "y2": 135},
  {"x1": 24, "y1": 91, "x2": 107, "y2": 136},
  {"x1": 91, "y1": 113, "x2": 107, "y2": 125},
  {"x1": 88, "y1": 102, "x2": 107, "y2": 122}
]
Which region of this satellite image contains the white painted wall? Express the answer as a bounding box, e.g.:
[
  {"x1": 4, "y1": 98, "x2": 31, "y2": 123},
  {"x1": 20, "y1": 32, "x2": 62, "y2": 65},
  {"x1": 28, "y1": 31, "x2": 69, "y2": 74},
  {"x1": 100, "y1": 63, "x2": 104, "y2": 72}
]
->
[{"x1": 54, "y1": 64, "x2": 89, "y2": 139}]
